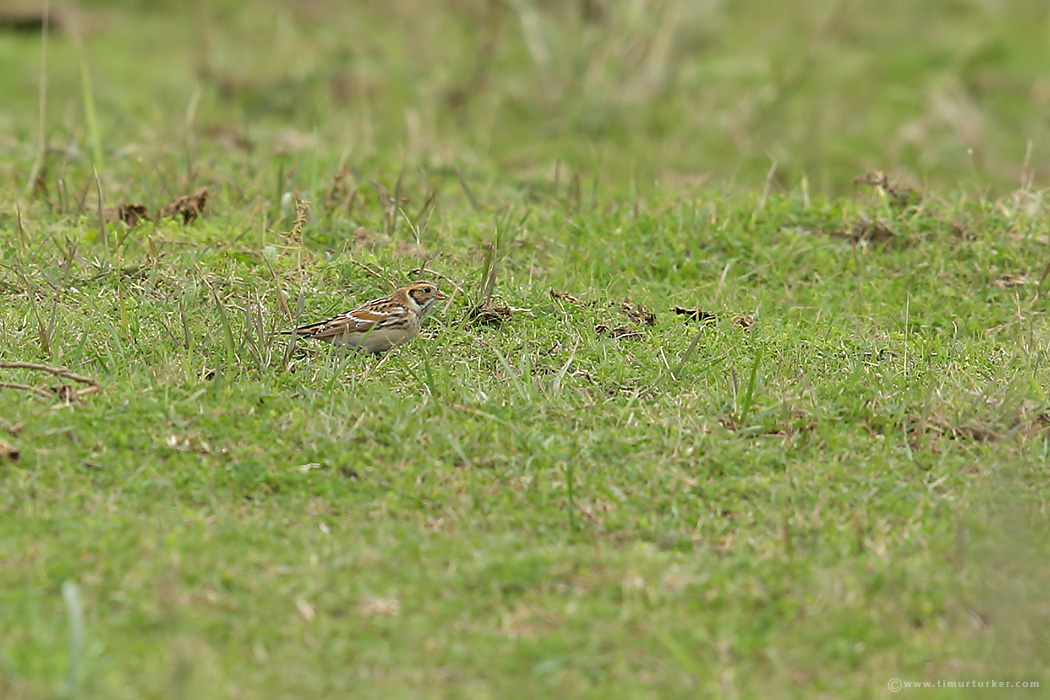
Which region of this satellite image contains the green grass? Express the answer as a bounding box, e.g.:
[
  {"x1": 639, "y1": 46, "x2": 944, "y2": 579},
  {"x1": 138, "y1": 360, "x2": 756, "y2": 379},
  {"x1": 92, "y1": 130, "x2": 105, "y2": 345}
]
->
[{"x1": 2, "y1": 1, "x2": 1050, "y2": 698}]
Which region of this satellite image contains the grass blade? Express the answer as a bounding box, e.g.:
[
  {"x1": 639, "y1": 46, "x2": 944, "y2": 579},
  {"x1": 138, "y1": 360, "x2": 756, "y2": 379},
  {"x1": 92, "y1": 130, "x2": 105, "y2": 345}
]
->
[
  {"x1": 62, "y1": 580, "x2": 85, "y2": 695},
  {"x1": 492, "y1": 346, "x2": 528, "y2": 402},
  {"x1": 736, "y1": 346, "x2": 763, "y2": 428}
]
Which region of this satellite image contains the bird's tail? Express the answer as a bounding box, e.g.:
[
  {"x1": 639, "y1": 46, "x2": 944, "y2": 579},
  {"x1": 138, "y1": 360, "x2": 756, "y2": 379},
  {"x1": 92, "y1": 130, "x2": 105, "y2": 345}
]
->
[{"x1": 279, "y1": 320, "x2": 326, "y2": 337}]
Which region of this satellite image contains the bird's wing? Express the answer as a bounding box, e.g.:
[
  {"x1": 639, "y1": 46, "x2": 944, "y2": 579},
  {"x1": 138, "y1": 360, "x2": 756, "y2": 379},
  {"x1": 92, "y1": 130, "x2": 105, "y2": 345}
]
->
[{"x1": 292, "y1": 305, "x2": 408, "y2": 339}]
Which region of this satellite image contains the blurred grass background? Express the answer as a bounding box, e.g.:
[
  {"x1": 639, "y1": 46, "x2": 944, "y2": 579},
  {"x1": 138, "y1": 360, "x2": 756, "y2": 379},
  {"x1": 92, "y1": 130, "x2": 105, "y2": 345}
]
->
[{"x1": 3, "y1": 0, "x2": 1050, "y2": 195}]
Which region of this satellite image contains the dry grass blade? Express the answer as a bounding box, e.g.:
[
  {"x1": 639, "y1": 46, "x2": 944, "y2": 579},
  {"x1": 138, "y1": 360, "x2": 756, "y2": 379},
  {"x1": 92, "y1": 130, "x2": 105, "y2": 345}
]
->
[
  {"x1": 551, "y1": 340, "x2": 579, "y2": 394},
  {"x1": 0, "y1": 381, "x2": 53, "y2": 398},
  {"x1": 0, "y1": 362, "x2": 102, "y2": 388},
  {"x1": 455, "y1": 169, "x2": 481, "y2": 212},
  {"x1": 264, "y1": 256, "x2": 293, "y2": 323},
  {"x1": 23, "y1": 0, "x2": 50, "y2": 197},
  {"x1": 16, "y1": 266, "x2": 50, "y2": 357},
  {"x1": 351, "y1": 259, "x2": 394, "y2": 292},
  {"x1": 469, "y1": 235, "x2": 512, "y2": 326},
  {"x1": 93, "y1": 166, "x2": 108, "y2": 254},
  {"x1": 243, "y1": 291, "x2": 267, "y2": 373},
  {"x1": 209, "y1": 287, "x2": 238, "y2": 364},
  {"x1": 281, "y1": 285, "x2": 306, "y2": 371},
  {"x1": 478, "y1": 239, "x2": 497, "y2": 307},
  {"x1": 673, "y1": 326, "x2": 707, "y2": 379},
  {"x1": 285, "y1": 197, "x2": 309, "y2": 243},
  {"x1": 325, "y1": 163, "x2": 353, "y2": 216},
  {"x1": 411, "y1": 186, "x2": 440, "y2": 234}
]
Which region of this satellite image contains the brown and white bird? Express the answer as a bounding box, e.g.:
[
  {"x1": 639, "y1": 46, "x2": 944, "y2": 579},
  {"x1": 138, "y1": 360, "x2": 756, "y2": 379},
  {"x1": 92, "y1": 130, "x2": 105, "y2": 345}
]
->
[{"x1": 282, "y1": 282, "x2": 447, "y2": 354}]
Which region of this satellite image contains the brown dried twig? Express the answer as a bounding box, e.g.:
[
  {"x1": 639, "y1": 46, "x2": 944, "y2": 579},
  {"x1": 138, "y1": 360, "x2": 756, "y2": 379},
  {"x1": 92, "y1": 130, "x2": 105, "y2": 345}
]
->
[
  {"x1": 0, "y1": 361, "x2": 102, "y2": 400},
  {"x1": 0, "y1": 381, "x2": 52, "y2": 398}
]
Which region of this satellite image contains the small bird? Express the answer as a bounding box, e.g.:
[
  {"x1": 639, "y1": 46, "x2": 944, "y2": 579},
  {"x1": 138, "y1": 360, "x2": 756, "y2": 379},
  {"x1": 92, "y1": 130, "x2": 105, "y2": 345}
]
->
[{"x1": 282, "y1": 281, "x2": 447, "y2": 354}]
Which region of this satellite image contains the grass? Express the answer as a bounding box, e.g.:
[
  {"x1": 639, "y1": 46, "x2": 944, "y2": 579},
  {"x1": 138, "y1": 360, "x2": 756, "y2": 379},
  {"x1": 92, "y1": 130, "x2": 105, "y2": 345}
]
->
[{"x1": 2, "y1": 0, "x2": 1050, "y2": 698}]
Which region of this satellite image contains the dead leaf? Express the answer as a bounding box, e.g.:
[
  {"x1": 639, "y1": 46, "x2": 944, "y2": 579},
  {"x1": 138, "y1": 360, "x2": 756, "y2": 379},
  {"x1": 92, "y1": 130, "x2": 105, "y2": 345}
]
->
[
  {"x1": 295, "y1": 596, "x2": 316, "y2": 621},
  {"x1": 159, "y1": 188, "x2": 208, "y2": 224},
  {"x1": 326, "y1": 164, "x2": 355, "y2": 214},
  {"x1": 106, "y1": 202, "x2": 150, "y2": 227},
  {"x1": 673, "y1": 306, "x2": 717, "y2": 323},
  {"x1": 358, "y1": 596, "x2": 399, "y2": 617},
  {"x1": 951, "y1": 221, "x2": 977, "y2": 241},
  {"x1": 470, "y1": 304, "x2": 512, "y2": 327},
  {"x1": 0, "y1": 438, "x2": 18, "y2": 462},
  {"x1": 596, "y1": 324, "x2": 643, "y2": 340},
  {"x1": 550, "y1": 289, "x2": 588, "y2": 305},
  {"x1": 620, "y1": 300, "x2": 656, "y2": 326},
  {"x1": 733, "y1": 314, "x2": 755, "y2": 329},
  {"x1": 995, "y1": 273, "x2": 1031, "y2": 289}
]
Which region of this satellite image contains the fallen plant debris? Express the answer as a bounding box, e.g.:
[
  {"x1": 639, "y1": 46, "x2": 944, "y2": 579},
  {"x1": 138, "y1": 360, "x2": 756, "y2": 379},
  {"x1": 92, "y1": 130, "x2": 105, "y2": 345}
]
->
[
  {"x1": 733, "y1": 314, "x2": 755, "y2": 329},
  {"x1": 994, "y1": 273, "x2": 1031, "y2": 289},
  {"x1": 0, "y1": 438, "x2": 18, "y2": 462},
  {"x1": 840, "y1": 213, "x2": 902, "y2": 245},
  {"x1": 469, "y1": 304, "x2": 513, "y2": 326},
  {"x1": 159, "y1": 187, "x2": 209, "y2": 224},
  {"x1": 673, "y1": 306, "x2": 717, "y2": 323},
  {"x1": 0, "y1": 362, "x2": 102, "y2": 401},
  {"x1": 854, "y1": 171, "x2": 918, "y2": 208},
  {"x1": 550, "y1": 289, "x2": 589, "y2": 305},
  {"x1": 596, "y1": 324, "x2": 643, "y2": 341},
  {"x1": 468, "y1": 236, "x2": 513, "y2": 327},
  {"x1": 283, "y1": 197, "x2": 309, "y2": 244},
  {"x1": 108, "y1": 202, "x2": 151, "y2": 227},
  {"x1": 951, "y1": 221, "x2": 977, "y2": 241},
  {"x1": 620, "y1": 300, "x2": 656, "y2": 326},
  {"x1": 103, "y1": 190, "x2": 209, "y2": 227},
  {"x1": 326, "y1": 164, "x2": 357, "y2": 215}
]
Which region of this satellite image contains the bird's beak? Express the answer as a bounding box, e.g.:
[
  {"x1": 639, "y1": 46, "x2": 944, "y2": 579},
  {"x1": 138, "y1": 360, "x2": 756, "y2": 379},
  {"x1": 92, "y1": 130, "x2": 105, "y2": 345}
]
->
[{"x1": 436, "y1": 290, "x2": 448, "y2": 301}]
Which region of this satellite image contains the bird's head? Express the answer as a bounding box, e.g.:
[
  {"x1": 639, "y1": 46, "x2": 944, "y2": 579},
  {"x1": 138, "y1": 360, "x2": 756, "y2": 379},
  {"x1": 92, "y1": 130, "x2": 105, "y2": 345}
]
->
[{"x1": 403, "y1": 281, "x2": 447, "y2": 316}]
